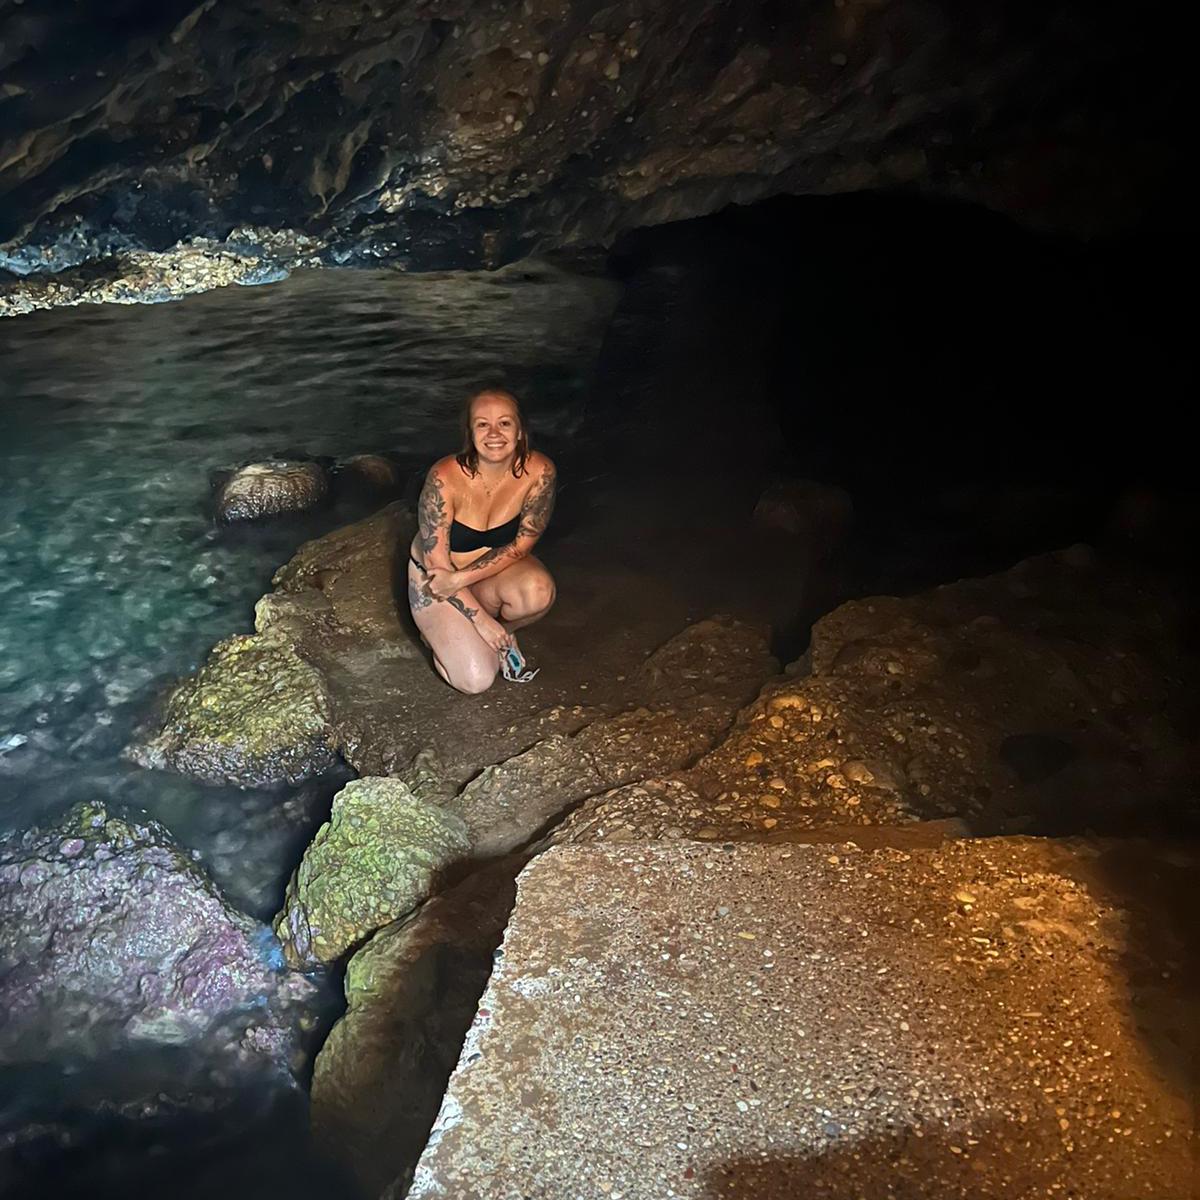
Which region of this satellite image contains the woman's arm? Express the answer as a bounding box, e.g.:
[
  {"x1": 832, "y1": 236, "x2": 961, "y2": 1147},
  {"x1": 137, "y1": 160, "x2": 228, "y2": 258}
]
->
[
  {"x1": 412, "y1": 464, "x2": 510, "y2": 649},
  {"x1": 431, "y1": 459, "x2": 556, "y2": 594}
]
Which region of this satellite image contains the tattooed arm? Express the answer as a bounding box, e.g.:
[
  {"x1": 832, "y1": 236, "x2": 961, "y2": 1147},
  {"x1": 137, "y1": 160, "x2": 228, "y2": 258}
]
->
[
  {"x1": 409, "y1": 462, "x2": 509, "y2": 649},
  {"x1": 448, "y1": 457, "x2": 557, "y2": 588}
]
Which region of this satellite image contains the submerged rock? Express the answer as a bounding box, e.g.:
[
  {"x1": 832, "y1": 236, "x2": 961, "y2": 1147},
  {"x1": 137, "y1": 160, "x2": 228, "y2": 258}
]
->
[
  {"x1": 216, "y1": 460, "x2": 328, "y2": 522},
  {"x1": 337, "y1": 454, "x2": 400, "y2": 491},
  {"x1": 126, "y1": 627, "x2": 336, "y2": 788},
  {"x1": 273, "y1": 778, "x2": 471, "y2": 969},
  {"x1": 0, "y1": 802, "x2": 312, "y2": 1066}
]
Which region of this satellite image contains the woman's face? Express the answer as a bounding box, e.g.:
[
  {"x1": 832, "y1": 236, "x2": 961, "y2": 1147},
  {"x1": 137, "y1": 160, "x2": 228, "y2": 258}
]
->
[{"x1": 470, "y1": 395, "x2": 521, "y2": 464}]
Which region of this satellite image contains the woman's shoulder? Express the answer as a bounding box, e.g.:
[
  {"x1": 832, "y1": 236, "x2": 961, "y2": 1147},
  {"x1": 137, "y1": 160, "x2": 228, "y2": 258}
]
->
[
  {"x1": 524, "y1": 450, "x2": 556, "y2": 480},
  {"x1": 427, "y1": 454, "x2": 466, "y2": 484}
]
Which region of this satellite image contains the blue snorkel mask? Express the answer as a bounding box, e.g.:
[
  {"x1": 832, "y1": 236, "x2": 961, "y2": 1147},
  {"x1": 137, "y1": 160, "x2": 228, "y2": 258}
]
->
[{"x1": 501, "y1": 643, "x2": 539, "y2": 684}]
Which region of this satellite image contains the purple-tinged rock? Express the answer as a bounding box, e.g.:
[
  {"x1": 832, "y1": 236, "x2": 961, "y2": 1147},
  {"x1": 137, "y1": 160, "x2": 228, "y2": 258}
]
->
[{"x1": 0, "y1": 802, "x2": 313, "y2": 1068}]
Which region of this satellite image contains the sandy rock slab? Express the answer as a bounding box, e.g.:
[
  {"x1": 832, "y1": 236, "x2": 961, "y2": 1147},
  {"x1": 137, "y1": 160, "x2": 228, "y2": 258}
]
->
[{"x1": 409, "y1": 840, "x2": 1194, "y2": 1200}]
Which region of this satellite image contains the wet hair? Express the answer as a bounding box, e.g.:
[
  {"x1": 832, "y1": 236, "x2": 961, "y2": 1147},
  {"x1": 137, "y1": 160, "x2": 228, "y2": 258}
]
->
[{"x1": 456, "y1": 388, "x2": 530, "y2": 478}]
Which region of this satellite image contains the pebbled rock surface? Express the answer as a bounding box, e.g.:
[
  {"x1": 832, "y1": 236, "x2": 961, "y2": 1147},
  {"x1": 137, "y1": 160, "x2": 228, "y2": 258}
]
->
[
  {"x1": 551, "y1": 549, "x2": 1192, "y2": 844},
  {"x1": 216, "y1": 460, "x2": 329, "y2": 522},
  {"x1": 273, "y1": 777, "x2": 471, "y2": 969},
  {"x1": 1, "y1": 1, "x2": 1181, "y2": 314},
  {"x1": 408, "y1": 839, "x2": 1196, "y2": 1200},
  {"x1": 310, "y1": 859, "x2": 520, "y2": 1198},
  {"x1": 0, "y1": 802, "x2": 313, "y2": 1066}
]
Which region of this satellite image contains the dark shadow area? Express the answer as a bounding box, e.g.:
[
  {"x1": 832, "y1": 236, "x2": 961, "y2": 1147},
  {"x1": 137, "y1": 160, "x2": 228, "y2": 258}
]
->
[
  {"x1": 600, "y1": 191, "x2": 1196, "y2": 604},
  {"x1": 700, "y1": 1109, "x2": 1187, "y2": 1199}
]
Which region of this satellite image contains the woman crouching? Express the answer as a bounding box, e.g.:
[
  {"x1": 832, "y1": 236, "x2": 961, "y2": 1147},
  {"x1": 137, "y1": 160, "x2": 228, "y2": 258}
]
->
[{"x1": 407, "y1": 389, "x2": 556, "y2": 693}]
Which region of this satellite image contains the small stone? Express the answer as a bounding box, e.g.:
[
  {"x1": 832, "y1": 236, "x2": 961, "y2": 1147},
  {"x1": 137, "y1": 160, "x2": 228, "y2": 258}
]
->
[
  {"x1": 762, "y1": 817, "x2": 778, "y2": 829},
  {"x1": 696, "y1": 826, "x2": 721, "y2": 839},
  {"x1": 760, "y1": 796, "x2": 781, "y2": 809},
  {"x1": 768, "y1": 715, "x2": 785, "y2": 729},
  {"x1": 768, "y1": 777, "x2": 787, "y2": 790},
  {"x1": 744, "y1": 750, "x2": 765, "y2": 767}
]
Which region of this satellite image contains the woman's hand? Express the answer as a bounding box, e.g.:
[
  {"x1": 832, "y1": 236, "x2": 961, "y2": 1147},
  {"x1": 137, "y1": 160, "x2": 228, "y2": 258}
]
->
[
  {"x1": 475, "y1": 616, "x2": 512, "y2": 654},
  {"x1": 424, "y1": 566, "x2": 462, "y2": 600}
]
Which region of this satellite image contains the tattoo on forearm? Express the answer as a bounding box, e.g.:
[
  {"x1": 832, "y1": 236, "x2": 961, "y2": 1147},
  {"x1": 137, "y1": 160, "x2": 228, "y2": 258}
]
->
[
  {"x1": 417, "y1": 470, "x2": 447, "y2": 554},
  {"x1": 448, "y1": 596, "x2": 478, "y2": 622},
  {"x1": 461, "y1": 542, "x2": 519, "y2": 574}
]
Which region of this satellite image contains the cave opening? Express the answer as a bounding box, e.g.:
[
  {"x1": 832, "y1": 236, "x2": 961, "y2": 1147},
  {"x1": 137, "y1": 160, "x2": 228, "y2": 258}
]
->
[{"x1": 0, "y1": 192, "x2": 1195, "y2": 1200}]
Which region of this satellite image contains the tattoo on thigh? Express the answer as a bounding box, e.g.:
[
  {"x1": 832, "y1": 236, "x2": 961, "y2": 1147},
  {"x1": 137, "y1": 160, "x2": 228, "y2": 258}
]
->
[{"x1": 408, "y1": 577, "x2": 432, "y2": 610}]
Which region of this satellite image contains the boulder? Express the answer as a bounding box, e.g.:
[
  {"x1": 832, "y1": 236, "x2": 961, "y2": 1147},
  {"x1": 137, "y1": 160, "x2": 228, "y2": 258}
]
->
[
  {"x1": 556, "y1": 550, "x2": 1189, "y2": 842},
  {"x1": 216, "y1": 461, "x2": 328, "y2": 522},
  {"x1": 125, "y1": 627, "x2": 336, "y2": 788},
  {"x1": 752, "y1": 478, "x2": 853, "y2": 561},
  {"x1": 408, "y1": 839, "x2": 1195, "y2": 1200},
  {"x1": 310, "y1": 860, "x2": 519, "y2": 1198},
  {"x1": 338, "y1": 454, "x2": 400, "y2": 491},
  {"x1": 0, "y1": 802, "x2": 313, "y2": 1065},
  {"x1": 273, "y1": 778, "x2": 471, "y2": 969}
]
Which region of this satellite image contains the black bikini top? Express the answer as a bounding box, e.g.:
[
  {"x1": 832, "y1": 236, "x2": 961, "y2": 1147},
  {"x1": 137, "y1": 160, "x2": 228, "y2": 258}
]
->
[{"x1": 449, "y1": 512, "x2": 521, "y2": 553}]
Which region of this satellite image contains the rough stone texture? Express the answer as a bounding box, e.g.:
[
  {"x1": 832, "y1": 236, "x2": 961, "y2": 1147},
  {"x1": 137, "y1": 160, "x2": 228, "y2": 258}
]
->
[
  {"x1": 408, "y1": 840, "x2": 1195, "y2": 1200},
  {"x1": 311, "y1": 859, "x2": 520, "y2": 1198},
  {"x1": 752, "y1": 478, "x2": 853, "y2": 563},
  {"x1": 125, "y1": 626, "x2": 337, "y2": 788},
  {"x1": 0, "y1": 802, "x2": 313, "y2": 1066},
  {"x1": 216, "y1": 460, "x2": 329, "y2": 522},
  {"x1": 1, "y1": 1, "x2": 1181, "y2": 314},
  {"x1": 127, "y1": 503, "x2": 416, "y2": 787},
  {"x1": 553, "y1": 549, "x2": 1191, "y2": 843},
  {"x1": 273, "y1": 777, "x2": 471, "y2": 969},
  {"x1": 447, "y1": 616, "x2": 776, "y2": 856}
]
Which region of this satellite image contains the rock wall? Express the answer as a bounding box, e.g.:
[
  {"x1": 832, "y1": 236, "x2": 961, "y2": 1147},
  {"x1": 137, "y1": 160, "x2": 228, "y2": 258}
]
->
[{"x1": 1, "y1": 0, "x2": 1181, "y2": 314}]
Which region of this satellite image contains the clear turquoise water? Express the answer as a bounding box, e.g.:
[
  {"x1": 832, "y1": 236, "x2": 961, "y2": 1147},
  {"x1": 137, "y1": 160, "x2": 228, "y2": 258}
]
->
[{"x1": 0, "y1": 260, "x2": 619, "y2": 912}]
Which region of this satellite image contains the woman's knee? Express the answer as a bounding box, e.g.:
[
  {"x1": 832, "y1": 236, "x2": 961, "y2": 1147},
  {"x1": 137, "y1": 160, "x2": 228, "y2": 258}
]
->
[
  {"x1": 447, "y1": 656, "x2": 498, "y2": 695},
  {"x1": 520, "y1": 575, "x2": 556, "y2": 615}
]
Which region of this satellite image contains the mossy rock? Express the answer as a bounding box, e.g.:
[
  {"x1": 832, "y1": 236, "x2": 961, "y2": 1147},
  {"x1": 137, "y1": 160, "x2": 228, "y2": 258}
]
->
[
  {"x1": 273, "y1": 778, "x2": 472, "y2": 968},
  {"x1": 127, "y1": 628, "x2": 335, "y2": 787}
]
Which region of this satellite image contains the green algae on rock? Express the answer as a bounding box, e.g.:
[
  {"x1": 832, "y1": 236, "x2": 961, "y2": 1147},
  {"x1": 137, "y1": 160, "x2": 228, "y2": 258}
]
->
[
  {"x1": 311, "y1": 860, "x2": 519, "y2": 1197},
  {"x1": 125, "y1": 627, "x2": 336, "y2": 788},
  {"x1": 273, "y1": 778, "x2": 471, "y2": 969}
]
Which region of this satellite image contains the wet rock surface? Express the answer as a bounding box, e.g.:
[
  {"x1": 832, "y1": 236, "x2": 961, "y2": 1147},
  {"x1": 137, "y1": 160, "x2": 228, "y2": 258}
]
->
[
  {"x1": 1, "y1": 1, "x2": 1180, "y2": 313},
  {"x1": 125, "y1": 627, "x2": 337, "y2": 788},
  {"x1": 552, "y1": 549, "x2": 1191, "y2": 844},
  {"x1": 0, "y1": 802, "x2": 313, "y2": 1068},
  {"x1": 273, "y1": 777, "x2": 471, "y2": 969},
  {"x1": 216, "y1": 461, "x2": 329, "y2": 523},
  {"x1": 448, "y1": 616, "x2": 776, "y2": 857},
  {"x1": 409, "y1": 839, "x2": 1196, "y2": 1200}
]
